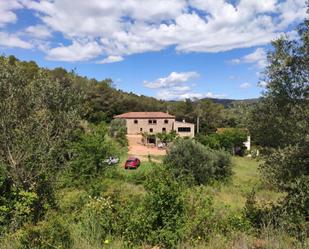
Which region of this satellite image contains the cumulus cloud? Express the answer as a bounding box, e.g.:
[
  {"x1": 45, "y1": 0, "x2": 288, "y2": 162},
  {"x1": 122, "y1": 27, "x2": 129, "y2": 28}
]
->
[
  {"x1": 0, "y1": 1, "x2": 22, "y2": 27},
  {"x1": 25, "y1": 25, "x2": 52, "y2": 38},
  {"x1": 0, "y1": 32, "x2": 32, "y2": 49},
  {"x1": 46, "y1": 40, "x2": 102, "y2": 61},
  {"x1": 240, "y1": 82, "x2": 252, "y2": 89},
  {"x1": 243, "y1": 48, "x2": 267, "y2": 68},
  {"x1": 157, "y1": 89, "x2": 226, "y2": 100},
  {"x1": 97, "y1": 55, "x2": 124, "y2": 64},
  {"x1": 17, "y1": 0, "x2": 307, "y2": 61},
  {"x1": 144, "y1": 71, "x2": 225, "y2": 100},
  {"x1": 144, "y1": 72, "x2": 199, "y2": 89},
  {"x1": 230, "y1": 47, "x2": 267, "y2": 69}
]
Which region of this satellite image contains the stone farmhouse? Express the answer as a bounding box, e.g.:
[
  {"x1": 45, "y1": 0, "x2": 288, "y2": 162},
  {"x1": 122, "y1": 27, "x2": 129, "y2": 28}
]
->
[{"x1": 114, "y1": 112, "x2": 195, "y2": 138}]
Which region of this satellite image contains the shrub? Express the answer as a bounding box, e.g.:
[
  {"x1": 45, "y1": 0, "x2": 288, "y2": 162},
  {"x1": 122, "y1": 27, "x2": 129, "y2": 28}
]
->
[
  {"x1": 109, "y1": 118, "x2": 128, "y2": 146},
  {"x1": 164, "y1": 139, "x2": 232, "y2": 185},
  {"x1": 197, "y1": 128, "x2": 248, "y2": 155},
  {"x1": 0, "y1": 166, "x2": 52, "y2": 234},
  {"x1": 18, "y1": 214, "x2": 73, "y2": 249},
  {"x1": 68, "y1": 123, "x2": 120, "y2": 182},
  {"x1": 115, "y1": 166, "x2": 187, "y2": 248},
  {"x1": 271, "y1": 176, "x2": 309, "y2": 240},
  {"x1": 260, "y1": 142, "x2": 309, "y2": 191},
  {"x1": 77, "y1": 196, "x2": 116, "y2": 247},
  {"x1": 0, "y1": 57, "x2": 82, "y2": 232}
]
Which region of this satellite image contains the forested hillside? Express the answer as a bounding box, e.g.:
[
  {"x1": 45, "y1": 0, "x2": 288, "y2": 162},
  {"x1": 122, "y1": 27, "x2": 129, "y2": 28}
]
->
[{"x1": 4, "y1": 54, "x2": 255, "y2": 133}]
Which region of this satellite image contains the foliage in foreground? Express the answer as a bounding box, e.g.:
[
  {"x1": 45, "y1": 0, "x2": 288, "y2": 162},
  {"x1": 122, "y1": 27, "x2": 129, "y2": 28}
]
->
[
  {"x1": 246, "y1": 14, "x2": 309, "y2": 241},
  {"x1": 68, "y1": 123, "x2": 120, "y2": 183},
  {"x1": 0, "y1": 56, "x2": 83, "y2": 234}
]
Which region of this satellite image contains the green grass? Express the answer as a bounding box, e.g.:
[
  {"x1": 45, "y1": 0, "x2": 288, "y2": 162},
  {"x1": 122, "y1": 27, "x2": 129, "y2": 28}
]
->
[
  {"x1": 203, "y1": 157, "x2": 281, "y2": 211},
  {"x1": 111, "y1": 155, "x2": 281, "y2": 211}
]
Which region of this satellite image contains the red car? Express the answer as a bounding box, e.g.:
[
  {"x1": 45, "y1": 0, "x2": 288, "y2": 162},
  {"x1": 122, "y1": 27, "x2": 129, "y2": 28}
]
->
[{"x1": 124, "y1": 157, "x2": 140, "y2": 169}]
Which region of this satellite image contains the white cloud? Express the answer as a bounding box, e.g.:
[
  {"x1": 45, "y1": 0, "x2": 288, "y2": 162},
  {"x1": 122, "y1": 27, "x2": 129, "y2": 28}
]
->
[
  {"x1": 20, "y1": 0, "x2": 307, "y2": 61},
  {"x1": 229, "y1": 75, "x2": 239, "y2": 80},
  {"x1": 144, "y1": 71, "x2": 225, "y2": 100},
  {"x1": 277, "y1": 0, "x2": 307, "y2": 28},
  {"x1": 229, "y1": 59, "x2": 241, "y2": 65},
  {"x1": 46, "y1": 40, "x2": 102, "y2": 61},
  {"x1": 0, "y1": 32, "x2": 32, "y2": 49},
  {"x1": 230, "y1": 47, "x2": 267, "y2": 69},
  {"x1": 97, "y1": 55, "x2": 124, "y2": 64},
  {"x1": 144, "y1": 71, "x2": 199, "y2": 89},
  {"x1": 240, "y1": 82, "x2": 252, "y2": 89},
  {"x1": 243, "y1": 48, "x2": 267, "y2": 68},
  {"x1": 25, "y1": 25, "x2": 52, "y2": 38},
  {"x1": 0, "y1": 1, "x2": 22, "y2": 27},
  {"x1": 157, "y1": 89, "x2": 226, "y2": 100}
]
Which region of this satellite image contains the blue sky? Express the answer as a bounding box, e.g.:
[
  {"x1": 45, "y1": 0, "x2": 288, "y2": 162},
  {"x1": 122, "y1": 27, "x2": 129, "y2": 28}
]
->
[{"x1": 0, "y1": 1, "x2": 307, "y2": 100}]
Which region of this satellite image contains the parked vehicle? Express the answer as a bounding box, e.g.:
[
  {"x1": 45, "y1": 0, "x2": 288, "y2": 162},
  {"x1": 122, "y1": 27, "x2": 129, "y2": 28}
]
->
[
  {"x1": 104, "y1": 156, "x2": 120, "y2": 165},
  {"x1": 124, "y1": 157, "x2": 140, "y2": 169}
]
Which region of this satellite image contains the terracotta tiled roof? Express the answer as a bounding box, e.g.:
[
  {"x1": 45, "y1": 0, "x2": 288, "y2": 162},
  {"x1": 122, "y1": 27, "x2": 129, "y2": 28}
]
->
[{"x1": 114, "y1": 112, "x2": 175, "y2": 119}]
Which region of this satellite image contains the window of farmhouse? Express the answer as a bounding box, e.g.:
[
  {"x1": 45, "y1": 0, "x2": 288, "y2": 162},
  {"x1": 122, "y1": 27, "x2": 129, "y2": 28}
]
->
[
  {"x1": 148, "y1": 119, "x2": 157, "y2": 124},
  {"x1": 164, "y1": 119, "x2": 168, "y2": 124},
  {"x1": 150, "y1": 128, "x2": 153, "y2": 133},
  {"x1": 178, "y1": 127, "x2": 191, "y2": 132},
  {"x1": 134, "y1": 120, "x2": 138, "y2": 124},
  {"x1": 162, "y1": 127, "x2": 166, "y2": 132}
]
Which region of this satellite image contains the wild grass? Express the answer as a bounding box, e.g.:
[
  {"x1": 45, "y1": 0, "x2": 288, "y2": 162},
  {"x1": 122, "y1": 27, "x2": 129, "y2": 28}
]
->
[
  {"x1": 2, "y1": 155, "x2": 297, "y2": 249},
  {"x1": 203, "y1": 157, "x2": 282, "y2": 211}
]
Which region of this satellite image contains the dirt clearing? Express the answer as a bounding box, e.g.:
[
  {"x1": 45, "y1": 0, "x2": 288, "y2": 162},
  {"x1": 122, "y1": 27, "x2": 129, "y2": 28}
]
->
[{"x1": 127, "y1": 135, "x2": 166, "y2": 161}]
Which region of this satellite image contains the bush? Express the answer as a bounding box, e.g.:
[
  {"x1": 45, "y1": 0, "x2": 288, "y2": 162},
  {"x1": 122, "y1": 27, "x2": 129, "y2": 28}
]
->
[
  {"x1": 197, "y1": 128, "x2": 248, "y2": 155},
  {"x1": 115, "y1": 166, "x2": 187, "y2": 248},
  {"x1": 0, "y1": 166, "x2": 52, "y2": 234},
  {"x1": 260, "y1": 142, "x2": 309, "y2": 191},
  {"x1": 271, "y1": 176, "x2": 309, "y2": 240},
  {"x1": 68, "y1": 123, "x2": 120, "y2": 182},
  {"x1": 164, "y1": 139, "x2": 232, "y2": 185},
  {"x1": 18, "y1": 214, "x2": 73, "y2": 249},
  {"x1": 0, "y1": 57, "x2": 82, "y2": 232},
  {"x1": 109, "y1": 118, "x2": 128, "y2": 146},
  {"x1": 77, "y1": 196, "x2": 116, "y2": 247}
]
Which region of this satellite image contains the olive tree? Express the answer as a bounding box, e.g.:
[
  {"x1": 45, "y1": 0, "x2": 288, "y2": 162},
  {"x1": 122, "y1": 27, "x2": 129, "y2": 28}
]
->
[{"x1": 0, "y1": 56, "x2": 83, "y2": 227}]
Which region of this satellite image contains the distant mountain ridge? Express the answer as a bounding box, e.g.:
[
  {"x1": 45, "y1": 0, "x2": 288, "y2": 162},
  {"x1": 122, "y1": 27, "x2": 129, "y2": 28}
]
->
[{"x1": 201, "y1": 98, "x2": 260, "y2": 107}]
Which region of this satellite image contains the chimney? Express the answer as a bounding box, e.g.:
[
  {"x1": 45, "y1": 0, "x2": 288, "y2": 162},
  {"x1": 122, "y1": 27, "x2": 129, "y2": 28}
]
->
[{"x1": 182, "y1": 119, "x2": 185, "y2": 123}]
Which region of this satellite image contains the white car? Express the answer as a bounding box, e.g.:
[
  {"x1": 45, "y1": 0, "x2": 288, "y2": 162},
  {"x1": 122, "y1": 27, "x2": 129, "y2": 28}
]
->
[{"x1": 104, "y1": 156, "x2": 120, "y2": 165}]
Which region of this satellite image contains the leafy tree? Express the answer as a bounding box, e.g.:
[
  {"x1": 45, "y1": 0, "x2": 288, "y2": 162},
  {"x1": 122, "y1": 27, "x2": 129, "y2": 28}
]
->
[
  {"x1": 246, "y1": 10, "x2": 309, "y2": 238},
  {"x1": 69, "y1": 124, "x2": 119, "y2": 181},
  {"x1": 164, "y1": 139, "x2": 232, "y2": 184},
  {"x1": 109, "y1": 118, "x2": 128, "y2": 146},
  {"x1": 248, "y1": 19, "x2": 309, "y2": 148},
  {"x1": 222, "y1": 101, "x2": 255, "y2": 128},
  {"x1": 0, "y1": 56, "x2": 83, "y2": 229},
  {"x1": 197, "y1": 128, "x2": 248, "y2": 155},
  {"x1": 142, "y1": 166, "x2": 187, "y2": 248},
  {"x1": 156, "y1": 130, "x2": 178, "y2": 144},
  {"x1": 261, "y1": 141, "x2": 309, "y2": 191}
]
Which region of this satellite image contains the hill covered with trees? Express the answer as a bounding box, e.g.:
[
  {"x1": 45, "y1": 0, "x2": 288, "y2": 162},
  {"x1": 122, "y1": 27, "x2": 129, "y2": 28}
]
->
[{"x1": 4, "y1": 54, "x2": 256, "y2": 133}]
